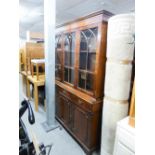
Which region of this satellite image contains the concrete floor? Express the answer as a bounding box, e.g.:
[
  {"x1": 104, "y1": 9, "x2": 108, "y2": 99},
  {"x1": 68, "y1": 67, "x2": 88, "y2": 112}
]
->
[{"x1": 19, "y1": 74, "x2": 100, "y2": 155}]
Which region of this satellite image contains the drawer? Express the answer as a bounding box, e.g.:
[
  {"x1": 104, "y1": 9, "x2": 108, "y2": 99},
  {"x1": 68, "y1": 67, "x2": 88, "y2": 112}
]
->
[
  {"x1": 115, "y1": 141, "x2": 134, "y2": 155},
  {"x1": 118, "y1": 127, "x2": 135, "y2": 152},
  {"x1": 56, "y1": 86, "x2": 92, "y2": 112},
  {"x1": 57, "y1": 87, "x2": 72, "y2": 100},
  {"x1": 75, "y1": 98, "x2": 92, "y2": 112}
]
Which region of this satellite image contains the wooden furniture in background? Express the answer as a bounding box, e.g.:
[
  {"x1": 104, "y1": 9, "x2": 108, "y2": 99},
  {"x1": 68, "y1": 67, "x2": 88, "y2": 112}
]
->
[
  {"x1": 21, "y1": 42, "x2": 44, "y2": 74},
  {"x1": 20, "y1": 71, "x2": 29, "y2": 96},
  {"x1": 19, "y1": 48, "x2": 24, "y2": 72},
  {"x1": 55, "y1": 10, "x2": 113, "y2": 154},
  {"x1": 31, "y1": 59, "x2": 45, "y2": 80},
  {"x1": 129, "y1": 80, "x2": 135, "y2": 127},
  {"x1": 26, "y1": 31, "x2": 44, "y2": 41},
  {"x1": 27, "y1": 75, "x2": 45, "y2": 111},
  {"x1": 19, "y1": 42, "x2": 44, "y2": 98}
]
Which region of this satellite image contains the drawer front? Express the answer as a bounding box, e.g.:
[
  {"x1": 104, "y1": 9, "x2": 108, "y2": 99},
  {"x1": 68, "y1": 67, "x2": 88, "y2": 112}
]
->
[
  {"x1": 115, "y1": 141, "x2": 134, "y2": 155},
  {"x1": 59, "y1": 88, "x2": 71, "y2": 99},
  {"x1": 75, "y1": 98, "x2": 92, "y2": 112},
  {"x1": 56, "y1": 86, "x2": 92, "y2": 112},
  {"x1": 118, "y1": 127, "x2": 135, "y2": 152}
]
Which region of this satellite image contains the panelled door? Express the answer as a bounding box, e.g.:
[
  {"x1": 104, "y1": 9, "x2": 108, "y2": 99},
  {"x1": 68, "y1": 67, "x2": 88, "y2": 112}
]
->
[
  {"x1": 55, "y1": 34, "x2": 63, "y2": 81},
  {"x1": 72, "y1": 104, "x2": 89, "y2": 144},
  {"x1": 63, "y1": 32, "x2": 76, "y2": 85},
  {"x1": 56, "y1": 94, "x2": 70, "y2": 125}
]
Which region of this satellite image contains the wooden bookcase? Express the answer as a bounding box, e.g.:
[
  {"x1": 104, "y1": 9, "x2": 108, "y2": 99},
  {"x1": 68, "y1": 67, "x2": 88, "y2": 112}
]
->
[{"x1": 55, "y1": 10, "x2": 113, "y2": 154}]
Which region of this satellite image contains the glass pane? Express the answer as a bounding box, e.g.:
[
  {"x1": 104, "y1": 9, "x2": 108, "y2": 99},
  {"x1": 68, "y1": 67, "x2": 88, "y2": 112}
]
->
[
  {"x1": 87, "y1": 28, "x2": 97, "y2": 71},
  {"x1": 57, "y1": 36, "x2": 62, "y2": 48},
  {"x1": 55, "y1": 35, "x2": 62, "y2": 65},
  {"x1": 78, "y1": 72, "x2": 86, "y2": 89},
  {"x1": 87, "y1": 53, "x2": 96, "y2": 71},
  {"x1": 89, "y1": 28, "x2": 97, "y2": 52},
  {"x1": 79, "y1": 32, "x2": 87, "y2": 70},
  {"x1": 86, "y1": 73, "x2": 94, "y2": 91},
  {"x1": 55, "y1": 65, "x2": 61, "y2": 79},
  {"x1": 64, "y1": 68, "x2": 68, "y2": 82},
  {"x1": 78, "y1": 27, "x2": 97, "y2": 91},
  {"x1": 79, "y1": 27, "x2": 98, "y2": 72},
  {"x1": 55, "y1": 35, "x2": 62, "y2": 80},
  {"x1": 55, "y1": 36, "x2": 58, "y2": 48},
  {"x1": 65, "y1": 52, "x2": 70, "y2": 66},
  {"x1": 71, "y1": 34, "x2": 75, "y2": 53},
  {"x1": 70, "y1": 52, "x2": 74, "y2": 67},
  {"x1": 64, "y1": 39, "x2": 70, "y2": 51},
  {"x1": 80, "y1": 32, "x2": 88, "y2": 51},
  {"x1": 90, "y1": 27, "x2": 98, "y2": 37},
  {"x1": 56, "y1": 52, "x2": 61, "y2": 65},
  {"x1": 55, "y1": 67, "x2": 58, "y2": 77},
  {"x1": 64, "y1": 32, "x2": 75, "y2": 67},
  {"x1": 79, "y1": 52, "x2": 87, "y2": 70},
  {"x1": 69, "y1": 69, "x2": 74, "y2": 84}
]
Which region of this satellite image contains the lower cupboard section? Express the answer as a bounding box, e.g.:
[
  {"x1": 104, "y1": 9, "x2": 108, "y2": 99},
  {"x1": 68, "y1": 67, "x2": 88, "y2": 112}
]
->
[{"x1": 55, "y1": 86, "x2": 102, "y2": 155}]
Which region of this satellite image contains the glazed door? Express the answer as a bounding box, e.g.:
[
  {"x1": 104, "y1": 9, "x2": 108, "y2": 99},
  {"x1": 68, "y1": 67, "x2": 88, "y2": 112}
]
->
[
  {"x1": 63, "y1": 32, "x2": 76, "y2": 85},
  {"x1": 62, "y1": 97, "x2": 71, "y2": 126},
  {"x1": 55, "y1": 94, "x2": 63, "y2": 119},
  {"x1": 55, "y1": 35, "x2": 63, "y2": 81},
  {"x1": 78, "y1": 27, "x2": 98, "y2": 95},
  {"x1": 72, "y1": 105, "x2": 89, "y2": 144}
]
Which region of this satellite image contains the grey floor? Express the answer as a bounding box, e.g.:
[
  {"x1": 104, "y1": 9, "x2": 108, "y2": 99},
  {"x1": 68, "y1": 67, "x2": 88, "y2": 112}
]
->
[{"x1": 19, "y1": 74, "x2": 100, "y2": 155}]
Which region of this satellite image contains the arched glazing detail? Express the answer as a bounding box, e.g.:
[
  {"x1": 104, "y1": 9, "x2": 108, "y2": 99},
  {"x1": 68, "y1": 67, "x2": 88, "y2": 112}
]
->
[
  {"x1": 64, "y1": 32, "x2": 75, "y2": 84},
  {"x1": 55, "y1": 35, "x2": 62, "y2": 80},
  {"x1": 55, "y1": 35, "x2": 62, "y2": 65},
  {"x1": 78, "y1": 27, "x2": 98, "y2": 92},
  {"x1": 79, "y1": 27, "x2": 97, "y2": 71}
]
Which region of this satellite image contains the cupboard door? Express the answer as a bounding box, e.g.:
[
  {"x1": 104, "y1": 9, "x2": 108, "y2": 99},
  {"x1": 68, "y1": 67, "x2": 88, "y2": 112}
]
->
[
  {"x1": 55, "y1": 35, "x2": 63, "y2": 80},
  {"x1": 72, "y1": 105, "x2": 89, "y2": 144},
  {"x1": 63, "y1": 98, "x2": 70, "y2": 126},
  {"x1": 59, "y1": 95, "x2": 70, "y2": 125},
  {"x1": 56, "y1": 94, "x2": 70, "y2": 125},
  {"x1": 78, "y1": 27, "x2": 98, "y2": 93},
  {"x1": 64, "y1": 32, "x2": 76, "y2": 85},
  {"x1": 55, "y1": 94, "x2": 64, "y2": 119}
]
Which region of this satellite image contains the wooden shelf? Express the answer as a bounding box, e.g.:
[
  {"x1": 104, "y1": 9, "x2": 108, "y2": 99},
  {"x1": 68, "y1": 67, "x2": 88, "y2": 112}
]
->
[
  {"x1": 80, "y1": 50, "x2": 96, "y2": 53},
  {"x1": 64, "y1": 66, "x2": 74, "y2": 69},
  {"x1": 79, "y1": 69, "x2": 95, "y2": 74},
  {"x1": 56, "y1": 49, "x2": 62, "y2": 52},
  {"x1": 56, "y1": 80, "x2": 96, "y2": 104}
]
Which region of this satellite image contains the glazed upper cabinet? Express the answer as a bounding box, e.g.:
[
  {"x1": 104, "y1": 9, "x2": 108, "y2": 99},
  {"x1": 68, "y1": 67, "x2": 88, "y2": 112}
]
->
[
  {"x1": 55, "y1": 11, "x2": 113, "y2": 155},
  {"x1": 55, "y1": 24, "x2": 107, "y2": 98},
  {"x1": 78, "y1": 27, "x2": 98, "y2": 93}
]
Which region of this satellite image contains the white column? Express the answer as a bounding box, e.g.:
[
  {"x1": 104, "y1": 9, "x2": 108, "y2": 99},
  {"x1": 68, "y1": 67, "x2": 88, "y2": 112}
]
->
[
  {"x1": 101, "y1": 13, "x2": 135, "y2": 155},
  {"x1": 42, "y1": 0, "x2": 59, "y2": 132}
]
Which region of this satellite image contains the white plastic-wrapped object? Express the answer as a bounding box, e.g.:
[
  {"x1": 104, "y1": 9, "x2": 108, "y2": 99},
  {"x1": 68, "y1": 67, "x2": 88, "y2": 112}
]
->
[
  {"x1": 101, "y1": 13, "x2": 135, "y2": 155},
  {"x1": 107, "y1": 13, "x2": 135, "y2": 61},
  {"x1": 104, "y1": 61, "x2": 132, "y2": 100},
  {"x1": 101, "y1": 98, "x2": 129, "y2": 155}
]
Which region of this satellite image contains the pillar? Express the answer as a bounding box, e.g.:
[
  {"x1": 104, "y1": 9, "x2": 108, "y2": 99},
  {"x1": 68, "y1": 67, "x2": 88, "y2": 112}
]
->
[{"x1": 42, "y1": 0, "x2": 59, "y2": 132}]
